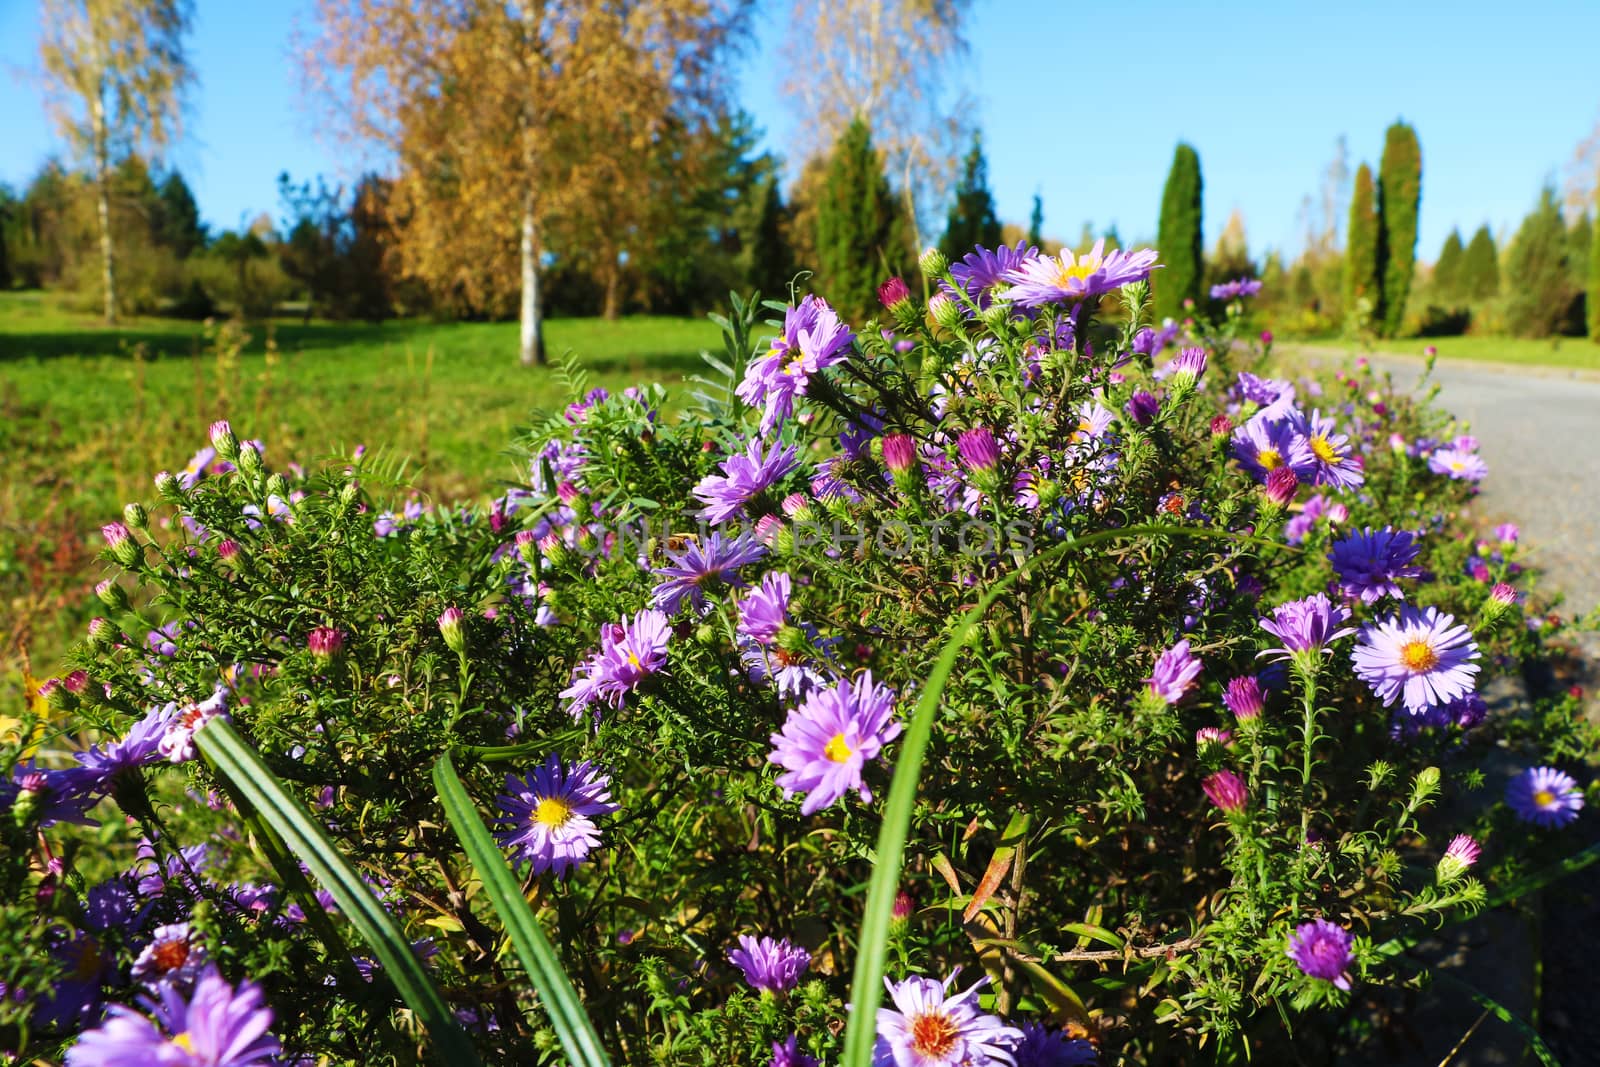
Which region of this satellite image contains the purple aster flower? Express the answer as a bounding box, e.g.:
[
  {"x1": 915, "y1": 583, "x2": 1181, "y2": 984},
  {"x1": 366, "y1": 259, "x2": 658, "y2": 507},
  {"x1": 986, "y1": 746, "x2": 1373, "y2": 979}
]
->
[
  {"x1": 1011, "y1": 1021, "x2": 1099, "y2": 1066},
  {"x1": 64, "y1": 966, "x2": 280, "y2": 1067},
  {"x1": 1233, "y1": 372, "x2": 1298, "y2": 420},
  {"x1": 10, "y1": 763, "x2": 98, "y2": 827},
  {"x1": 693, "y1": 438, "x2": 801, "y2": 524},
  {"x1": 1438, "y1": 834, "x2": 1481, "y2": 883},
  {"x1": 1287, "y1": 919, "x2": 1354, "y2": 990},
  {"x1": 811, "y1": 454, "x2": 863, "y2": 503},
  {"x1": 74, "y1": 704, "x2": 176, "y2": 792},
  {"x1": 1209, "y1": 277, "x2": 1263, "y2": 301},
  {"x1": 956, "y1": 426, "x2": 1001, "y2": 473},
  {"x1": 738, "y1": 572, "x2": 791, "y2": 646},
  {"x1": 726, "y1": 934, "x2": 810, "y2": 993},
  {"x1": 83, "y1": 877, "x2": 138, "y2": 933},
  {"x1": 494, "y1": 756, "x2": 619, "y2": 877},
  {"x1": 1352, "y1": 606, "x2": 1480, "y2": 715},
  {"x1": 1231, "y1": 415, "x2": 1314, "y2": 484},
  {"x1": 1494, "y1": 523, "x2": 1520, "y2": 545},
  {"x1": 1429, "y1": 447, "x2": 1488, "y2": 481},
  {"x1": 178, "y1": 446, "x2": 215, "y2": 490},
  {"x1": 770, "y1": 1034, "x2": 821, "y2": 1067},
  {"x1": 561, "y1": 608, "x2": 671, "y2": 718},
  {"x1": 998, "y1": 239, "x2": 1161, "y2": 307},
  {"x1": 1202, "y1": 769, "x2": 1248, "y2": 813},
  {"x1": 946, "y1": 240, "x2": 1040, "y2": 309},
  {"x1": 1166, "y1": 346, "x2": 1208, "y2": 384},
  {"x1": 882, "y1": 433, "x2": 918, "y2": 475},
  {"x1": 651, "y1": 532, "x2": 768, "y2": 615},
  {"x1": 1126, "y1": 390, "x2": 1159, "y2": 425},
  {"x1": 132, "y1": 842, "x2": 216, "y2": 899},
  {"x1": 131, "y1": 922, "x2": 208, "y2": 991},
  {"x1": 741, "y1": 630, "x2": 836, "y2": 699},
  {"x1": 874, "y1": 969, "x2": 1023, "y2": 1067},
  {"x1": 1506, "y1": 766, "x2": 1584, "y2": 828},
  {"x1": 1294, "y1": 409, "x2": 1364, "y2": 490},
  {"x1": 1068, "y1": 400, "x2": 1116, "y2": 445},
  {"x1": 1328, "y1": 527, "x2": 1423, "y2": 603},
  {"x1": 1223, "y1": 676, "x2": 1264, "y2": 721},
  {"x1": 736, "y1": 296, "x2": 855, "y2": 432},
  {"x1": 159, "y1": 688, "x2": 230, "y2": 764},
  {"x1": 1131, "y1": 321, "x2": 1180, "y2": 358},
  {"x1": 770, "y1": 672, "x2": 901, "y2": 815},
  {"x1": 1146, "y1": 639, "x2": 1202, "y2": 704},
  {"x1": 1258, "y1": 593, "x2": 1355, "y2": 662}
]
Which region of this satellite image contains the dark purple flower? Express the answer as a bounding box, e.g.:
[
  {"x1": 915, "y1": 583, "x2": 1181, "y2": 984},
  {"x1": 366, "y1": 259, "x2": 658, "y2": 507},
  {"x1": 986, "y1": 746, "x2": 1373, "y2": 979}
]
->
[
  {"x1": 651, "y1": 532, "x2": 768, "y2": 615},
  {"x1": 693, "y1": 439, "x2": 800, "y2": 525},
  {"x1": 956, "y1": 427, "x2": 1001, "y2": 473},
  {"x1": 882, "y1": 433, "x2": 917, "y2": 474},
  {"x1": 1011, "y1": 1020, "x2": 1100, "y2": 1066},
  {"x1": 1287, "y1": 919, "x2": 1354, "y2": 990},
  {"x1": 73, "y1": 704, "x2": 175, "y2": 793},
  {"x1": 947, "y1": 240, "x2": 1040, "y2": 309},
  {"x1": 726, "y1": 934, "x2": 810, "y2": 993},
  {"x1": 1222, "y1": 676, "x2": 1264, "y2": 721},
  {"x1": 769, "y1": 1034, "x2": 821, "y2": 1067},
  {"x1": 1329, "y1": 527, "x2": 1423, "y2": 603},
  {"x1": 1125, "y1": 391, "x2": 1159, "y2": 426}
]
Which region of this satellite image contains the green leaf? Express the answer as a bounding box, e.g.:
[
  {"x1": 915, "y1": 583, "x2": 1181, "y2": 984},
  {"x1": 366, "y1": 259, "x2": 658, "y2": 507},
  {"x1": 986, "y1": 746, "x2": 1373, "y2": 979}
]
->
[
  {"x1": 196, "y1": 719, "x2": 479, "y2": 1065},
  {"x1": 432, "y1": 754, "x2": 612, "y2": 1067}
]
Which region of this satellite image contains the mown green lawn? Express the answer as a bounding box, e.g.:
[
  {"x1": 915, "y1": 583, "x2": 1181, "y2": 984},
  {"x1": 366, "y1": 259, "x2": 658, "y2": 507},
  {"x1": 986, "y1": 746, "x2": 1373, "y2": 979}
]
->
[
  {"x1": 0, "y1": 290, "x2": 723, "y2": 674},
  {"x1": 1284, "y1": 332, "x2": 1600, "y2": 371}
]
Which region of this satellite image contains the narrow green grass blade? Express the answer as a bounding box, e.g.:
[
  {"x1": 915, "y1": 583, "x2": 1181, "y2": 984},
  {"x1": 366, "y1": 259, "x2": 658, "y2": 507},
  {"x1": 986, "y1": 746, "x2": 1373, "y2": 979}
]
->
[
  {"x1": 196, "y1": 719, "x2": 480, "y2": 1065},
  {"x1": 1432, "y1": 973, "x2": 1562, "y2": 1067},
  {"x1": 432, "y1": 753, "x2": 613, "y2": 1067}
]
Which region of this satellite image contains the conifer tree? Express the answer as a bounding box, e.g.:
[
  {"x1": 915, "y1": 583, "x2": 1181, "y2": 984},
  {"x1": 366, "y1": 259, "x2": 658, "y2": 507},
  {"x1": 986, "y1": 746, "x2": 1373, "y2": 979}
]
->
[
  {"x1": 939, "y1": 132, "x2": 1001, "y2": 259},
  {"x1": 1377, "y1": 121, "x2": 1422, "y2": 336},
  {"x1": 1432, "y1": 228, "x2": 1463, "y2": 302},
  {"x1": 1027, "y1": 193, "x2": 1043, "y2": 248},
  {"x1": 1343, "y1": 163, "x2": 1381, "y2": 325},
  {"x1": 1590, "y1": 206, "x2": 1600, "y2": 341},
  {"x1": 1504, "y1": 186, "x2": 1574, "y2": 338},
  {"x1": 816, "y1": 115, "x2": 901, "y2": 319},
  {"x1": 1154, "y1": 142, "x2": 1203, "y2": 322},
  {"x1": 748, "y1": 175, "x2": 793, "y2": 301},
  {"x1": 1461, "y1": 224, "x2": 1500, "y2": 300}
]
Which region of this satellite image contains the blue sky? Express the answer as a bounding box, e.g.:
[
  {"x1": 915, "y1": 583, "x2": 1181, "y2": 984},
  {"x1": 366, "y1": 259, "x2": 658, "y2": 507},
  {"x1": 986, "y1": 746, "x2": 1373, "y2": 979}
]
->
[{"x1": 3, "y1": 1, "x2": 1597, "y2": 262}]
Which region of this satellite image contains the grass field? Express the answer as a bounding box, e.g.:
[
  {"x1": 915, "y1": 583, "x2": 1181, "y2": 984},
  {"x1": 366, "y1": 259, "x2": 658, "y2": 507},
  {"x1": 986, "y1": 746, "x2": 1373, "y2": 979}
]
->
[
  {"x1": 0, "y1": 290, "x2": 722, "y2": 676},
  {"x1": 1286, "y1": 332, "x2": 1600, "y2": 371}
]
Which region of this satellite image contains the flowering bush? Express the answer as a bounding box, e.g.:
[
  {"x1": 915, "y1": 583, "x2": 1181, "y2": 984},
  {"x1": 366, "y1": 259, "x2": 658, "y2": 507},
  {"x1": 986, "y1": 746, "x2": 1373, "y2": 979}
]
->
[{"x1": 5, "y1": 244, "x2": 1598, "y2": 1066}]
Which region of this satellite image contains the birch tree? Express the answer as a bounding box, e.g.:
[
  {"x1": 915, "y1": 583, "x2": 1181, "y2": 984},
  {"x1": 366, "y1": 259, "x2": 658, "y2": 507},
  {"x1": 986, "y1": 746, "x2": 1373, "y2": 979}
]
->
[
  {"x1": 38, "y1": 0, "x2": 193, "y2": 324},
  {"x1": 303, "y1": 0, "x2": 744, "y2": 366}
]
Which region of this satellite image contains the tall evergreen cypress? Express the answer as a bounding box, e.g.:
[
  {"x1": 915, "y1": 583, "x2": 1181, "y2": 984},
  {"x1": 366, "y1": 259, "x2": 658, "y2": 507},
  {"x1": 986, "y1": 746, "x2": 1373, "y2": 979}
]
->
[
  {"x1": 747, "y1": 176, "x2": 793, "y2": 302},
  {"x1": 1432, "y1": 229, "x2": 1464, "y2": 301},
  {"x1": 1027, "y1": 193, "x2": 1044, "y2": 248},
  {"x1": 1154, "y1": 142, "x2": 1203, "y2": 322},
  {"x1": 1590, "y1": 207, "x2": 1600, "y2": 341},
  {"x1": 1504, "y1": 186, "x2": 1573, "y2": 338},
  {"x1": 1567, "y1": 212, "x2": 1592, "y2": 291},
  {"x1": 1376, "y1": 121, "x2": 1422, "y2": 336},
  {"x1": 939, "y1": 132, "x2": 1002, "y2": 260},
  {"x1": 815, "y1": 116, "x2": 900, "y2": 319},
  {"x1": 155, "y1": 171, "x2": 207, "y2": 258},
  {"x1": 1461, "y1": 225, "x2": 1499, "y2": 300},
  {"x1": 1343, "y1": 163, "x2": 1381, "y2": 325}
]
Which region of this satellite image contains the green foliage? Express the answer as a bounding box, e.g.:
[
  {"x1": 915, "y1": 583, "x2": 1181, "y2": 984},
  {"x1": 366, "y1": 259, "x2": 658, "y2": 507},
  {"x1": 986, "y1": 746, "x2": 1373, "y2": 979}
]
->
[
  {"x1": 1567, "y1": 211, "x2": 1592, "y2": 292},
  {"x1": 1461, "y1": 224, "x2": 1500, "y2": 301},
  {"x1": 155, "y1": 169, "x2": 207, "y2": 258},
  {"x1": 1432, "y1": 228, "x2": 1464, "y2": 301},
  {"x1": 938, "y1": 132, "x2": 1003, "y2": 260},
  {"x1": 1504, "y1": 186, "x2": 1578, "y2": 338},
  {"x1": 1155, "y1": 142, "x2": 1203, "y2": 321},
  {"x1": 816, "y1": 116, "x2": 905, "y2": 320},
  {"x1": 1590, "y1": 204, "x2": 1600, "y2": 340},
  {"x1": 1343, "y1": 162, "x2": 1381, "y2": 332},
  {"x1": 747, "y1": 176, "x2": 794, "y2": 301},
  {"x1": 1027, "y1": 192, "x2": 1044, "y2": 248},
  {"x1": 1377, "y1": 121, "x2": 1422, "y2": 337}
]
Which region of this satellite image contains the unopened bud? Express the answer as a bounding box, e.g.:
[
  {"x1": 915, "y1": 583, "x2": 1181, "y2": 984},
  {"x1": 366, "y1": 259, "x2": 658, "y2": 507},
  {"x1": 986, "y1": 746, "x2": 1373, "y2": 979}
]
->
[
  {"x1": 236, "y1": 444, "x2": 263, "y2": 476},
  {"x1": 154, "y1": 470, "x2": 183, "y2": 502},
  {"x1": 515, "y1": 529, "x2": 539, "y2": 564},
  {"x1": 264, "y1": 473, "x2": 289, "y2": 499},
  {"x1": 101, "y1": 522, "x2": 140, "y2": 568},
  {"x1": 927, "y1": 291, "x2": 962, "y2": 331},
  {"x1": 917, "y1": 247, "x2": 948, "y2": 278},
  {"x1": 95, "y1": 578, "x2": 129, "y2": 613},
  {"x1": 438, "y1": 607, "x2": 466, "y2": 654},
  {"x1": 87, "y1": 617, "x2": 116, "y2": 649},
  {"x1": 209, "y1": 420, "x2": 238, "y2": 460},
  {"x1": 122, "y1": 502, "x2": 148, "y2": 530}
]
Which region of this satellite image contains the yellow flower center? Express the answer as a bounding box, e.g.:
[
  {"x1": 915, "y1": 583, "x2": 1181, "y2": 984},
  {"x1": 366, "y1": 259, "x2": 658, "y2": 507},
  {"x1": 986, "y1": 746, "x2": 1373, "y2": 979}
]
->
[
  {"x1": 1053, "y1": 259, "x2": 1096, "y2": 289},
  {"x1": 1257, "y1": 448, "x2": 1282, "y2": 470},
  {"x1": 823, "y1": 733, "x2": 853, "y2": 763},
  {"x1": 1400, "y1": 639, "x2": 1439, "y2": 672},
  {"x1": 909, "y1": 1011, "x2": 960, "y2": 1057},
  {"x1": 1309, "y1": 435, "x2": 1340, "y2": 464},
  {"x1": 627, "y1": 649, "x2": 641, "y2": 669},
  {"x1": 784, "y1": 354, "x2": 807, "y2": 377},
  {"x1": 171, "y1": 1033, "x2": 195, "y2": 1053},
  {"x1": 532, "y1": 798, "x2": 572, "y2": 829},
  {"x1": 1534, "y1": 789, "x2": 1556, "y2": 807},
  {"x1": 1450, "y1": 461, "x2": 1465, "y2": 473}
]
